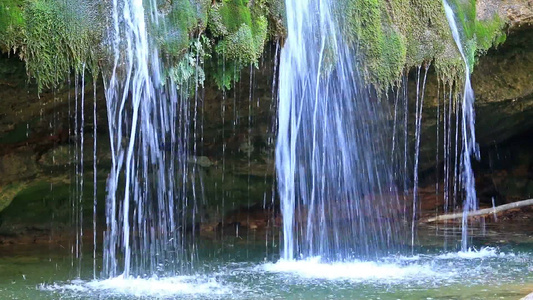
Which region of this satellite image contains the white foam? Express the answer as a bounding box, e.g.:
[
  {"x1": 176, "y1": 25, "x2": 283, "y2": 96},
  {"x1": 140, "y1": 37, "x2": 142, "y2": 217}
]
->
[
  {"x1": 436, "y1": 247, "x2": 510, "y2": 259},
  {"x1": 39, "y1": 275, "x2": 230, "y2": 298},
  {"x1": 39, "y1": 281, "x2": 89, "y2": 293},
  {"x1": 263, "y1": 256, "x2": 441, "y2": 282}
]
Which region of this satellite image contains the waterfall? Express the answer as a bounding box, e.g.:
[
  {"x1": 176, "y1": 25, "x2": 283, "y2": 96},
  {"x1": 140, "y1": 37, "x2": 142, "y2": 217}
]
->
[
  {"x1": 276, "y1": 0, "x2": 406, "y2": 261},
  {"x1": 443, "y1": 1, "x2": 479, "y2": 251},
  {"x1": 103, "y1": 0, "x2": 197, "y2": 277},
  {"x1": 94, "y1": 0, "x2": 480, "y2": 278}
]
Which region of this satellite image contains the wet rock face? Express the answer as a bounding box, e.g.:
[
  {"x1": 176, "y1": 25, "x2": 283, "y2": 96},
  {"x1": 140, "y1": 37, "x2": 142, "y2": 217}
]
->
[
  {"x1": 494, "y1": 0, "x2": 533, "y2": 29},
  {"x1": 476, "y1": 0, "x2": 533, "y2": 27},
  {"x1": 0, "y1": 53, "x2": 112, "y2": 239},
  {"x1": 0, "y1": 20, "x2": 532, "y2": 236},
  {"x1": 0, "y1": 46, "x2": 280, "y2": 236},
  {"x1": 0, "y1": 53, "x2": 25, "y2": 89},
  {"x1": 474, "y1": 130, "x2": 533, "y2": 205},
  {"x1": 411, "y1": 27, "x2": 533, "y2": 212},
  {"x1": 414, "y1": 27, "x2": 533, "y2": 173},
  {"x1": 473, "y1": 29, "x2": 533, "y2": 145}
]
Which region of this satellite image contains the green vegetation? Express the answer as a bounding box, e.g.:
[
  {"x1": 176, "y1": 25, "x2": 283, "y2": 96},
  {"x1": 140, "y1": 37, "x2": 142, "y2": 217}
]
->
[
  {"x1": 344, "y1": 0, "x2": 407, "y2": 91},
  {"x1": 0, "y1": 0, "x2": 25, "y2": 52},
  {"x1": 168, "y1": 36, "x2": 210, "y2": 90},
  {"x1": 206, "y1": 0, "x2": 269, "y2": 89},
  {"x1": 342, "y1": 0, "x2": 465, "y2": 89},
  {"x1": 24, "y1": 0, "x2": 100, "y2": 90},
  {"x1": 447, "y1": 0, "x2": 506, "y2": 70},
  {"x1": 0, "y1": 0, "x2": 101, "y2": 91},
  {"x1": 157, "y1": 0, "x2": 210, "y2": 59},
  {"x1": 342, "y1": 0, "x2": 507, "y2": 90},
  {"x1": 0, "y1": 0, "x2": 511, "y2": 93},
  {"x1": 160, "y1": 0, "x2": 277, "y2": 90}
]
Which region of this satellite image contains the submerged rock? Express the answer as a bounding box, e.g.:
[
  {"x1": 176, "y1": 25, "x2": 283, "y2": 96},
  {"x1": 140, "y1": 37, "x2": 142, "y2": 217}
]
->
[
  {"x1": 0, "y1": 183, "x2": 27, "y2": 212},
  {"x1": 188, "y1": 156, "x2": 214, "y2": 168},
  {"x1": 222, "y1": 203, "x2": 280, "y2": 230}
]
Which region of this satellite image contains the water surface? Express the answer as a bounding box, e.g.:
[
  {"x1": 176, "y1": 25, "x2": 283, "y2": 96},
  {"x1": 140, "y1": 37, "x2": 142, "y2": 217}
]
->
[{"x1": 1, "y1": 226, "x2": 532, "y2": 299}]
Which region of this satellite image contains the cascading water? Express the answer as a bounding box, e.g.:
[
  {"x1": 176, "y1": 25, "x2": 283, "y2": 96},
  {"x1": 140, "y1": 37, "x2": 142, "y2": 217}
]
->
[
  {"x1": 103, "y1": 0, "x2": 198, "y2": 277},
  {"x1": 443, "y1": 0, "x2": 480, "y2": 251},
  {"x1": 276, "y1": 0, "x2": 406, "y2": 261}
]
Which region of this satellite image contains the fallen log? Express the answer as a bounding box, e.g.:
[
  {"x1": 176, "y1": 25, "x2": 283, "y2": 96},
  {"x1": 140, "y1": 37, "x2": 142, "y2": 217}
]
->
[{"x1": 421, "y1": 198, "x2": 533, "y2": 223}]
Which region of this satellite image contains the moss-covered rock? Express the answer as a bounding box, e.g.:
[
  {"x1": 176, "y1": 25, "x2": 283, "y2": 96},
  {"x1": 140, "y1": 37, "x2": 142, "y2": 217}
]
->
[
  {"x1": 0, "y1": 0, "x2": 528, "y2": 93},
  {"x1": 157, "y1": 0, "x2": 210, "y2": 58},
  {"x1": 206, "y1": 0, "x2": 270, "y2": 89},
  {"x1": 337, "y1": 0, "x2": 523, "y2": 91},
  {"x1": 447, "y1": 0, "x2": 507, "y2": 70},
  {"x1": 0, "y1": 0, "x2": 102, "y2": 91},
  {"x1": 0, "y1": 0, "x2": 25, "y2": 52},
  {"x1": 341, "y1": 0, "x2": 464, "y2": 89},
  {"x1": 0, "y1": 183, "x2": 27, "y2": 213},
  {"x1": 0, "y1": 179, "x2": 107, "y2": 234},
  {"x1": 344, "y1": 0, "x2": 408, "y2": 90}
]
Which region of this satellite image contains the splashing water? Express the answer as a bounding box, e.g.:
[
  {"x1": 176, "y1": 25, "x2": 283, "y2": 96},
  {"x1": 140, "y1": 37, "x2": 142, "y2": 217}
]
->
[
  {"x1": 263, "y1": 257, "x2": 441, "y2": 281},
  {"x1": 443, "y1": 0, "x2": 480, "y2": 252},
  {"x1": 37, "y1": 246, "x2": 530, "y2": 300},
  {"x1": 276, "y1": 0, "x2": 406, "y2": 261},
  {"x1": 40, "y1": 275, "x2": 229, "y2": 299}
]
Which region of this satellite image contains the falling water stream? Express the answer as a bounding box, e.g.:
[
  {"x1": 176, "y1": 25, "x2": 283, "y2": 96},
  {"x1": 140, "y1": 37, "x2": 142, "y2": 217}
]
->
[
  {"x1": 443, "y1": 0, "x2": 480, "y2": 251},
  {"x1": 0, "y1": 0, "x2": 532, "y2": 299},
  {"x1": 276, "y1": 0, "x2": 406, "y2": 261},
  {"x1": 103, "y1": 0, "x2": 197, "y2": 277}
]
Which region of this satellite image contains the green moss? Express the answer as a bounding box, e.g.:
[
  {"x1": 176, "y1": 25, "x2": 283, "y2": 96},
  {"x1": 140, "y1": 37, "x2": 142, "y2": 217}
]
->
[
  {"x1": 264, "y1": 0, "x2": 286, "y2": 37},
  {"x1": 0, "y1": 0, "x2": 103, "y2": 91},
  {"x1": 158, "y1": 0, "x2": 210, "y2": 58},
  {"x1": 209, "y1": 53, "x2": 242, "y2": 91},
  {"x1": 160, "y1": 1, "x2": 197, "y2": 56},
  {"x1": 0, "y1": 0, "x2": 278, "y2": 92},
  {"x1": 155, "y1": 0, "x2": 274, "y2": 91},
  {"x1": 474, "y1": 16, "x2": 507, "y2": 53},
  {"x1": 0, "y1": 0, "x2": 25, "y2": 53},
  {"x1": 0, "y1": 0, "x2": 24, "y2": 28},
  {"x1": 340, "y1": 0, "x2": 499, "y2": 88},
  {"x1": 345, "y1": 0, "x2": 436, "y2": 90},
  {"x1": 19, "y1": 0, "x2": 101, "y2": 91},
  {"x1": 24, "y1": 1, "x2": 72, "y2": 90},
  {"x1": 209, "y1": 0, "x2": 252, "y2": 37},
  {"x1": 207, "y1": 0, "x2": 270, "y2": 90},
  {"x1": 0, "y1": 0, "x2": 511, "y2": 93},
  {"x1": 168, "y1": 36, "x2": 210, "y2": 90},
  {"x1": 447, "y1": 0, "x2": 506, "y2": 70},
  {"x1": 216, "y1": 16, "x2": 268, "y2": 63},
  {"x1": 209, "y1": 0, "x2": 268, "y2": 64}
]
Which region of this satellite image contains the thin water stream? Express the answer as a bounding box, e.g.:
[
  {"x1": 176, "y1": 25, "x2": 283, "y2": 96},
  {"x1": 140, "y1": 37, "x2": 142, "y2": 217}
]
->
[{"x1": 443, "y1": 0, "x2": 480, "y2": 251}]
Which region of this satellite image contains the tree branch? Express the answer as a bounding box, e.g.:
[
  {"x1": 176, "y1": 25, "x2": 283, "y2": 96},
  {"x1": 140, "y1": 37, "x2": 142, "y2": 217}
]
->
[{"x1": 421, "y1": 199, "x2": 533, "y2": 223}]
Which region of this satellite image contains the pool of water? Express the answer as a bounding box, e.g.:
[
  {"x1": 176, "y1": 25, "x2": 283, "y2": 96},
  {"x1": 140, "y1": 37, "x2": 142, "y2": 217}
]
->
[{"x1": 1, "y1": 225, "x2": 532, "y2": 299}]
